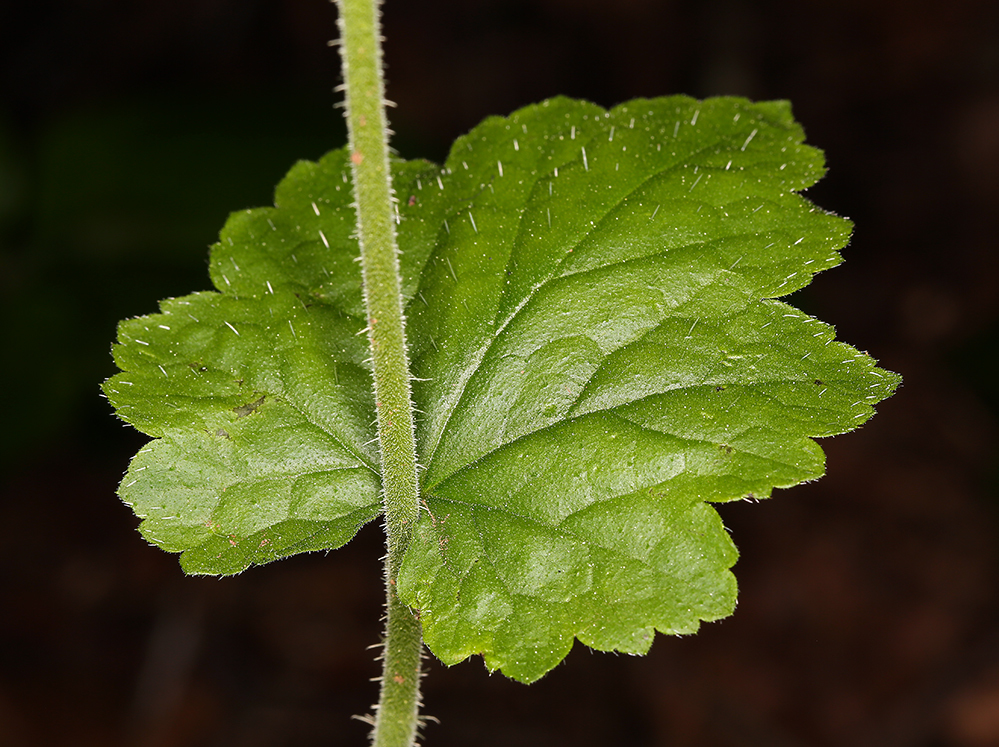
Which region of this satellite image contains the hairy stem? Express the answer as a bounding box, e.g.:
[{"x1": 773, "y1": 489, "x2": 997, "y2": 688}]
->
[{"x1": 334, "y1": 0, "x2": 423, "y2": 745}]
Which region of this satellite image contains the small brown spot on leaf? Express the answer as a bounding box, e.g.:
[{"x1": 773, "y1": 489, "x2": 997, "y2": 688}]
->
[{"x1": 233, "y1": 395, "x2": 265, "y2": 418}]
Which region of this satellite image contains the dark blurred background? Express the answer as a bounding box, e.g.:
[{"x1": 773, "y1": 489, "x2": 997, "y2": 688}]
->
[{"x1": 1, "y1": 0, "x2": 998, "y2": 745}]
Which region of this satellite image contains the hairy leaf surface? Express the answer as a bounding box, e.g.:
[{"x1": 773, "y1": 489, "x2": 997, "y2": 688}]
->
[
  {"x1": 105, "y1": 96, "x2": 898, "y2": 680},
  {"x1": 105, "y1": 152, "x2": 447, "y2": 572}
]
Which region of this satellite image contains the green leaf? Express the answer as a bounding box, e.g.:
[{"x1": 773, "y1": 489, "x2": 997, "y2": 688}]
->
[
  {"x1": 395, "y1": 96, "x2": 897, "y2": 682},
  {"x1": 104, "y1": 150, "x2": 446, "y2": 573},
  {"x1": 105, "y1": 95, "x2": 898, "y2": 679}
]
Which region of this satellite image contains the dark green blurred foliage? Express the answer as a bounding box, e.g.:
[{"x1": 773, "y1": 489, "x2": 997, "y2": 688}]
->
[{"x1": 0, "y1": 91, "x2": 345, "y2": 469}]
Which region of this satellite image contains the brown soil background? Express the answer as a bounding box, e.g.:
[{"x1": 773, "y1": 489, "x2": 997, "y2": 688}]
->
[{"x1": 2, "y1": 1, "x2": 998, "y2": 745}]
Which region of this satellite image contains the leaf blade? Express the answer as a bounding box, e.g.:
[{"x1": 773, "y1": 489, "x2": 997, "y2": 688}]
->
[
  {"x1": 396, "y1": 95, "x2": 899, "y2": 682},
  {"x1": 105, "y1": 151, "x2": 446, "y2": 574},
  {"x1": 104, "y1": 95, "x2": 898, "y2": 675}
]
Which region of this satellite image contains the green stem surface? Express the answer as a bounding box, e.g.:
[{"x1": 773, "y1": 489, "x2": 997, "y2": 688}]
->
[{"x1": 334, "y1": 0, "x2": 423, "y2": 745}]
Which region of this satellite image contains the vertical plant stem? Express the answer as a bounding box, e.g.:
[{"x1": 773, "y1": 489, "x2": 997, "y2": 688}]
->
[{"x1": 334, "y1": 1, "x2": 423, "y2": 745}]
